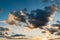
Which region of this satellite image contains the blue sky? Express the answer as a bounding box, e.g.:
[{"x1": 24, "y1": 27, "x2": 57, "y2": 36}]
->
[
  {"x1": 0, "y1": 0, "x2": 60, "y2": 23},
  {"x1": 0, "y1": 0, "x2": 60, "y2": 37}
]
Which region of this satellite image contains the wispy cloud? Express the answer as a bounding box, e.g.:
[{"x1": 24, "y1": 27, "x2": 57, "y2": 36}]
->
[{"x1": 0, "y1": 8, "x2": 3, "y2": 13}]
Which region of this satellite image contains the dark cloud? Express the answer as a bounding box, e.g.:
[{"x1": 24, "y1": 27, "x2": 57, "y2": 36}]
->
[
  {"x1": 11, "y1": 34, "x2": 25, "y2": 37},
  {"x1": 5, "y1": 5, "x2": 58, "y2": 29},
  {"x1": 28, "y1": 4, "x2": 58, "y2": 28},
  {"x1": 51, "y1": 20, "x2": 60, "y2": 29},
  {"x1": 57, "y1": 20, "x2": 60, "y2": 23},
  {"x1": 47, "y1": 28, "x2": 59, "y2": 34},
  {"x1": 48, "y1": 21, "x2": 60, "y2": 34},
  {"x1": 5, "y1": 8, "x2": 29, "y2": 26},
  {"x1": 52, "y1": 24, "x2": 60, "y2": 27},
  {"x1": 0, "y1": 27, "x2": 9, "y2": 31}
]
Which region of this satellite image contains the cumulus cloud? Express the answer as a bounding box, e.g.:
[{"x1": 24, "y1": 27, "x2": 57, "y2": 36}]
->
[
  {"x1": 5, "y1": 5, "x2": 58, "y2": 29},
  {"x1": 28, "y1": 4, "x2": 58, "y2": 28},
  {"x1": 5, "y1": 9, "x2": 28, "y2": 26},
  {"x1": 5, "y1": 13, "x2": 17, "y2": 26}
]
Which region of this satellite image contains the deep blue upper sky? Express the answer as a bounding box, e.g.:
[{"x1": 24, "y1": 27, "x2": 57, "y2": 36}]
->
[{"x1": 0, "y1": 0, "x2": 60, "y2": 23}]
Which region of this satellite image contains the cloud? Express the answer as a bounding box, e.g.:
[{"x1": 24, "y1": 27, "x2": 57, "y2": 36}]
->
[
  {"x1": 57, "y1": 20, "x2": 60, "y2": 23},
  {"x1": 5, "y1": 13, "x2": 17, "y2": 26},
  {"x1": 28, "y1": 4, "x2": 58, "y2": 28},
  {"x1": 0, "y1": 8, "x2": 3, "y2": 13},
  {"x1": 42, "y1": 0, "x2": 48, "y2": 3},
  {"x1": 5, "y1": 5, "x2": 58, "y2": 29},
  {"x1": 0, "y1": 27, "x2": 9, "y2": 31},
  {"x1": 5, "y1": 9, "x2": 28, "y2": 26}
]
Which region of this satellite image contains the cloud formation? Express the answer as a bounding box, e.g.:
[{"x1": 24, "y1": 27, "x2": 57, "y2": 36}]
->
[
  {"x1": 5, "y1": 4, "x2": 58, "y2": 29},
  {"x1": 28, "y1": 4, "x2": 58, "y2": 28},
  {"x1": 5, "y1": 9, "x2": 28, "y2": 26}
]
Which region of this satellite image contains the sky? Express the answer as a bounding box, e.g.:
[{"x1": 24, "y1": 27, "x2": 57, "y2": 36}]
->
[
  {"x1": 0, "y1": 0, "x2": 60, "y2": 37},
  {"x1": 0, "y1": 0, "x2": 60, "y2": 27},
  {"x1": 0, "y1": 0, "x2": 60, "y2": 22}
]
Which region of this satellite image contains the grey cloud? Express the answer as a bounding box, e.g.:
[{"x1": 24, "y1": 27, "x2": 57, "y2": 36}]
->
[
  {"x1": 5, "y1": 5, "x2": 58, "y2": 29},
  {"x1": 28, "y1": 4, "x2": 58, "y2": 28}
]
